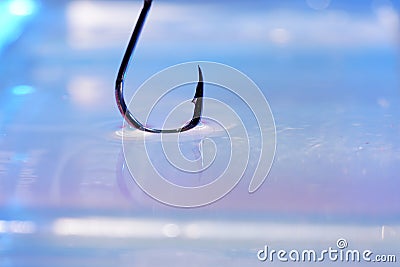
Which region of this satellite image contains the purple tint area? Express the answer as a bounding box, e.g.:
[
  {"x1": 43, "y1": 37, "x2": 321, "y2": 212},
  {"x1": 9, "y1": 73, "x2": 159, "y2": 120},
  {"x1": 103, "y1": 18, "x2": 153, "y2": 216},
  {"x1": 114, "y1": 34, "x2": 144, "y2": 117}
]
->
[{"x1": 0, "y1": 0, "x2": 399, "y2": 266}]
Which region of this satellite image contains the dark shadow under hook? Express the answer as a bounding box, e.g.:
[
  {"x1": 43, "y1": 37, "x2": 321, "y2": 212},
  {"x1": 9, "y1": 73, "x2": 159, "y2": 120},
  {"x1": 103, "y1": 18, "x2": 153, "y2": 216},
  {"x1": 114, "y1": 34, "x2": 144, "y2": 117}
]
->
[{"x1": 115, "y1": 0, "x2": 203, "y2": 133}]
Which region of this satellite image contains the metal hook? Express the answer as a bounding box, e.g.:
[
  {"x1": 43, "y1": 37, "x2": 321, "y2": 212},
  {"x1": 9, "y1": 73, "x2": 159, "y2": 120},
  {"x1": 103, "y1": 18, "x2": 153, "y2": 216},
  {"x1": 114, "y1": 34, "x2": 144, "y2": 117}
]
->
[{"x1": 115, "y1": 0, "x2": 203, "y2": 133}]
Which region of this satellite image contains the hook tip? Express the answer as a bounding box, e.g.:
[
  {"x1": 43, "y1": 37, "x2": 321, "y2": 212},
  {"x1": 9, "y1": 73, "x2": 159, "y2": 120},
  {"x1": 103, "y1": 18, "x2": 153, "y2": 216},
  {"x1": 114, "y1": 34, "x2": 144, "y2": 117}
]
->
[
  {"x1": 192, "y1": 65, "x2": 204, "y2": 105},
  {"x1": 197, "y1": 65, "x2": 203, "y2": 81}
]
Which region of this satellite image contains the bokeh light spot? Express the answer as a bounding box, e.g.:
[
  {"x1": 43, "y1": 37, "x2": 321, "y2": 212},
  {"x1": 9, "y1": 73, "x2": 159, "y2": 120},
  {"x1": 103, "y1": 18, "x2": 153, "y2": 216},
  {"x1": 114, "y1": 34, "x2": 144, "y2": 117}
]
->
[
  {"x1": 11, "y1": 85, "x2": 35, "y2": 95},
  {"x1": 8, "y1": 0, "x2": 37, "y2": 16}
]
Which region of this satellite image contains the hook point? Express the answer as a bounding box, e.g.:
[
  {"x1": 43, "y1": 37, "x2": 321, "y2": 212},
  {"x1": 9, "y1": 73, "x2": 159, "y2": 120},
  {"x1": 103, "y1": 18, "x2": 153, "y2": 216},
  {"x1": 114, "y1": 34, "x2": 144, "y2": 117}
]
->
[{"x1": 192, "y1": 66, "x2": 204, "y2": 104}]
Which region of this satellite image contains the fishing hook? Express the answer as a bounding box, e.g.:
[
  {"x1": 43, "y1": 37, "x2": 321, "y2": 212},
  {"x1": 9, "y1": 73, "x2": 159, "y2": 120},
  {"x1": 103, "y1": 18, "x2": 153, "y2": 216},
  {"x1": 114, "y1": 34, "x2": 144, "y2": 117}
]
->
[{"x1": 115, "y1": 0, "x2": 203, "y2": 133}]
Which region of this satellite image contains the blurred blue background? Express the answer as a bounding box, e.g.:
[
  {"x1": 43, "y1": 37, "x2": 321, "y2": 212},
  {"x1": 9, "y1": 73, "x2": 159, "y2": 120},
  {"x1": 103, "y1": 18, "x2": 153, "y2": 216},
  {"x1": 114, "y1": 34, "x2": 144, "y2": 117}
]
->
[{"x1": 0, "y1": 0, "x2": 399, "y2": 266}]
